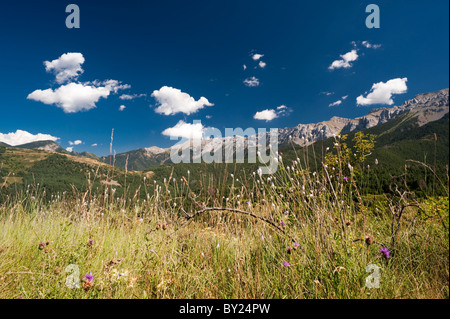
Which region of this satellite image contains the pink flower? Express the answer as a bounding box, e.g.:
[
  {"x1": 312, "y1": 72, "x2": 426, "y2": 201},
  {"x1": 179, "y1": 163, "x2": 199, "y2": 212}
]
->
[{"x1": 283, "y1": 261, "x2": 290, "y2": 267}]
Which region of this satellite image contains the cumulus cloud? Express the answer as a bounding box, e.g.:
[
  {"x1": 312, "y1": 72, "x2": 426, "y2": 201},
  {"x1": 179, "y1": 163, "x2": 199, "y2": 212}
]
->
[
  {"x1": 151, "y1": 86, "x2": 213, "y2": 116},
  {"x1": 254, "y1": 109, "x2": 278, "y2": 122},
  {"x1": 162, "y1": 120, "x2": 205, "y2": 140},
  {"x1": 243, "y1": 76, "x2": 260, "y2": 87},
  {"x1": 357, "y1": 78, "x2": 408, "y2": 106},
  {"x1": 44, "y1": 53, "x2": 85, "y2": 84},
  {"x1": 66, "y1": 147, "x2": 74, "y2": 152},
  {"x1": 329, "y1": 50, "x2": 359, "y2": 70},
  {"x1": 119, "y1": 105, "x2": 126, "y2": 111},
  {"x1": 0, "y1": 130, "x2": 59, "y2": 146},
  {"x1": 259, "y1": 61, "x2": 267, "y2": 69},
  {"x1": 254, "y1": 105, "x2": 292, "y2": 122},
  {"x1": 329, "y1": 100, "x2": 342, "y2": 107},
  {"x1": 29, "y1": 53, "x2": 130, "y2": 113},
  {"x1": 69, "y1": 140, "x2": 82, "y2": 146},
  {"x1": 252, "y1": 53, "x2": 264, "y2": 61},
  {"x1": 28, "y1": 82, "x2": 112, "y2": 113}
]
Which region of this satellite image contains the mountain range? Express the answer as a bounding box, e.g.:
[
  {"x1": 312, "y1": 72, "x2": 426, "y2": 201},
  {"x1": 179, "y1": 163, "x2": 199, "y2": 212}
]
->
[
  {"x1": 1, "y1": 88, "x2": 448, "y2": 172},
  {"x1": 101, "y1": 88, "x2": 449, "y2": 170}
]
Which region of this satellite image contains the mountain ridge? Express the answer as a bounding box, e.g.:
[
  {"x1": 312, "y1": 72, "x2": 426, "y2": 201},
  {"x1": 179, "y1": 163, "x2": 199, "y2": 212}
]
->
[{"x1": 2, "y1": 88, "x2": 448, "y2": 171}]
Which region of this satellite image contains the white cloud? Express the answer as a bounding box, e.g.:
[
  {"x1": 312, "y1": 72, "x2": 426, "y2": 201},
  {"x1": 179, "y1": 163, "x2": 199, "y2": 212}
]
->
[
  {"x1": 29, "y1": 54, "x2": 130, "y2": 113},
  {"x1": 329, "y1": 100, "x2": 342, "y2": 107},
  {"x1": 254, "y1": 109, "x2": 278, "y2": 122},
  {"x1": 321, "y1": 91, "x2": 335, "y2": 96},
  {"x1": 252, "y1": 53, "x2": 264, "y2": 61},
  {"x1": 119, "y1": 94, "x2": 146, "y2": 100},
  {"x1": 151, "y1": 86, "x2": 213, "y2": 116},
  {"x1": 243, "y1": 77, "x2": 260, "y2": 87},
  {"x1": 69, "y1": 140, "x2": 82, "y2": 146},
  {"x1": 243, "y1": 64, "x2": 247, "y2": 70},
  {"x1": 85, "y1": 80, "x2": 131, "y2": 94},
  {"x1": 44, "y1": 53, "x2": 85, "y2": 84},
  {"x1": 342, "y1": 95, "x2": 349, "y2": 100},
  {"x1": 119, "y1": 105, "x2": 126, "y2": 111},
  {"x1": 259, "y1": 61, "x2": 267, "y2": 69},
  {"x1": 162, "y1": 120, "x2": 204, "y2": 140},
  {"x1": 254, "y1": 105, "x2": 291, "y2": 121},
  {"x1": 362, "y1": 41, "x2": 382, "y2": 49},
  {"x1": 66, "y1": 147, "x2": 74, "y2": 152},
  {"x1": 28, "y1": 82, "x2": 112, "y2": 113},
  {"x1": 91, "y1": 143, "x2": 98, "y2": 147},
  {"x1": 329, "y1": 50, "x2": 359, "y2": 70},
  {"x1": 0, "y1": 130, "x2": 59, "y2": 146},
  {"x1": 357, "y1": 78, "x2": 408, "y2": 106}
]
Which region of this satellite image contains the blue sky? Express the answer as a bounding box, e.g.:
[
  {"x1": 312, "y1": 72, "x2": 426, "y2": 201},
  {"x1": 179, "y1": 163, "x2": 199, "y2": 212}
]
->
[{"x1": 0, "y1": 0, "x2": 448, "y2": 156}]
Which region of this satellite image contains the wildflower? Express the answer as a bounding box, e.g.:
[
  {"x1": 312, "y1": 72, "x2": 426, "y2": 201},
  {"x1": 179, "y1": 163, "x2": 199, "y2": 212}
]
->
[
  {"x1": 280, "y1": 220, "x2": 286, "y2": 228},
  {"x1": 283, "y1": 261, "x2": 290, "y2": 267},
  {"x1": 85, "y1": 272, "x2": 94, "y2": 282},
  {"x1": 375, "y1": 158, "x2": 379, "y2": 165},
  {"x1": 293, "y1": 242, "x2": 300, "y2": 248},
  {"x1": 87, "y1": 239, "x2": 94, "y2": 247},
  {"x1": 150, "y1": 249, "x2": 156, "y2": 253},
  {"x1": 247, "y1": 200, "x2": 251, "y2": 207},
  {"x1": 380, "y1": 247, "x2": 390, "y2": 259},
  {"x1": 343, "y1": 176, "x2": 349, "y2": 182}
]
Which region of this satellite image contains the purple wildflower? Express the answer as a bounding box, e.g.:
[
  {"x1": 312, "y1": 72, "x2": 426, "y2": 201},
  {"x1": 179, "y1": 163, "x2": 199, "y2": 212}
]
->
[
  {"x1": 280, "y1": 220, "x2": 286, "y2": 228},
  {"x1": 85, "y1": 272, "x2": 94, "y2": 282},
  {"x1": 293, "y1": 242, "x2": 300, "y2": 248},
  {"x1": 283, "y1": 261, "x2": 290, "y2": 267},
  {"x1": 343, "y1": 176, "x2": 349, "y2": 182},
  {"x1": 380, "y1": 248, "x2": 390, "y2": 259},
  {"x1": 150, "y1": 249, "x2": 156, "y2": 253}
]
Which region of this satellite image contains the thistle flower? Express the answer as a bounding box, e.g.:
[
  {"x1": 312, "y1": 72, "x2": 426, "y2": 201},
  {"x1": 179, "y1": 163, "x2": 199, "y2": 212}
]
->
[
  {"x1": 283, "y1": 261, "x2": 290, "y2": 267},
  {"x1": 280, "y1": 220, "x2": 285, "y2": 228},
  {"x1": 343, "y1": 176, "x2": 349, "y2": 182},
  {"x1": 85, "y1": 272, "x2": 94, "y2": 282},
  {"x1": 380, "y1": 248, "x2": 390, "y2": 259}
]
